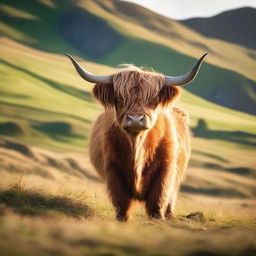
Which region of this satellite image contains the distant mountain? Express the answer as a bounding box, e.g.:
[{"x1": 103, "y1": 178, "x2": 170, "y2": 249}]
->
[{"x1": 181, "y1": 7, "x2": 256, "y2": 49}]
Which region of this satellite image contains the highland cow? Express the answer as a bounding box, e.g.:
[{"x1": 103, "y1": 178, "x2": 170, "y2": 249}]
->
[{"x1": 67, "y1": 54, "x2": 207, "y2": 221}]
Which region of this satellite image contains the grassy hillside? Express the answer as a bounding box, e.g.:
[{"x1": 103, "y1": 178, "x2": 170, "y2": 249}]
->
[
  {"x1": 0, "y1": 36, "x2": 112, "y2": 150},
  {"x1": 0, "y1": 0, "x2": 256, "y2": 114},
  {"x1": 78, "y1": 0, "x2": 256, "y2": 114},
  {"x1": 82, "y1": 0, "x2": 256, "y2": 80},
  {"x1": 1, "y1": 37, "x2": 255, "y2": 144}
]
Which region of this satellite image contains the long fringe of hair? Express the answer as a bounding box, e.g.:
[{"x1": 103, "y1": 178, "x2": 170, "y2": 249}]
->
[{"x1": 112, "y1": 65, "x2": 165, "y2": 107}]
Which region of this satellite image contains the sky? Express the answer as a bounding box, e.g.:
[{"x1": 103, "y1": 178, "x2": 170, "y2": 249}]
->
[{"x1": 123, "y1": 0, "x2": 256, "y2": 19}]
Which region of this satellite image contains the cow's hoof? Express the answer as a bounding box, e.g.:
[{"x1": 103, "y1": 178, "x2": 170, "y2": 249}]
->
[{"x1": 116, "y1": 215, "x2": 129, "y2": 222}]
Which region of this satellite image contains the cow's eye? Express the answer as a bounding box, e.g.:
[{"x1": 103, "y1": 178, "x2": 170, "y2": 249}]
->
[{"x1": 114, "y1": 98, "x2": 124, "y2": 107}]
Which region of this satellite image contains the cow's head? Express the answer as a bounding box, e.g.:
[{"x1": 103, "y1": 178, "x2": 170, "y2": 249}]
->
[{"x1": 67, "y1": 54, "x2": 206, "y2": 136}]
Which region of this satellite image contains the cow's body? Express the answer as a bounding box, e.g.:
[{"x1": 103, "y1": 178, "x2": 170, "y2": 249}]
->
[
  {"x1": 89, "y1": 105, "x2": 190, "y2": 220},
  {"x1": 66, "y1": 53, "x2": 206, "y2": 221}
]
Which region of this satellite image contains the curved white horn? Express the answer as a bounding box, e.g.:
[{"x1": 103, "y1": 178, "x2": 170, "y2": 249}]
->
[
  {"x1": 66, "y1": 54, "x2": 112, "y2": 84},
  {"x1": 165, "y1": 53, "x2": 207, "y2": 86}
]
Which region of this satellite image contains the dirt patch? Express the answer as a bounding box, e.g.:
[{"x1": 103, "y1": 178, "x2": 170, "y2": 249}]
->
[{"x1": 185, "y1": 212, "x2": 206, "y2": 223}]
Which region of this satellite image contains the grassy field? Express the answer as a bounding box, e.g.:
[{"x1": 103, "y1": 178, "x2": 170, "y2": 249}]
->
[
  {"x1": 0, "y1": 137, "x2": 255, "y2": 256},
  {"x1": 0, "y1": 0, "x2": 256, "y2": 255},
  {"x1": 1, "y1": 205, "x2": 255, "y2": 256},
  {"x1": 1, "y1": 37, "x2": 255, "y2": 146}
]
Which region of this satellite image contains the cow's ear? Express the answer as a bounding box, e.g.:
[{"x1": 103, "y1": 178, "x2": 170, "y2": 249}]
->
[
  {"x1": 159, "y1": 86, "x2": 180, "y2": 106},
  {"x1": 93, "y1": 83, "x2": 115, "y2": 107}
]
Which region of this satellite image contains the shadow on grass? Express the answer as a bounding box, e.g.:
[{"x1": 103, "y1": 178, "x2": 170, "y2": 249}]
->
[
  {"x1": 193, "y1": 119, "x2": 256, "y2": 147},
  {"x1": 0, "y1": 137, "x2": 102, "y2": 183},
  {"x1": 181, "y1": 185, "x2": 248, "y2": 198},
  {"x1": 193, "y1": 150, "x2": 229, "y2": 163},
  {"x1": 203, "y1": 163, "x2": 256, "y2": 178},
  {"x1": 0, "y1": 184, "x2": 94, "y2": 218},
  {"x1": 0, "y1": 137, "x2": 35, "y2": 158},
  {"x1": 31, "y1": 121, "x2": 88, "y2": 145},
  {"x1": 0, "y1": 122, "x2": 23, "y2": 136},
  {"x1": 66, "y1": 158, "x2": 103, "y2": 183},
  {"x1": 190, "y1": 159, "x2": 256, "y2": 178},
  {"x1": 32, "y1": 121, "x2": 87, "y2": 142}
]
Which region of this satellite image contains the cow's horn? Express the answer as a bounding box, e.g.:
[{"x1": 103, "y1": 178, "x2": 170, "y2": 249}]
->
[
  {"x1": 165, "y1": 53, "x2": 207, "y2": 86},
  {"x1": 66, "y1": 54, "x2": 112, "y2": 84}
]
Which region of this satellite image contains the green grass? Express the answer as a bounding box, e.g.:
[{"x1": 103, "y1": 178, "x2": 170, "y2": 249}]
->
[
  {"x1": 0, "y1": 36, "x2": 255, "y2": 181},
  {"x1": 0, "y1": 0, "x2": 77, "y2": 54}
]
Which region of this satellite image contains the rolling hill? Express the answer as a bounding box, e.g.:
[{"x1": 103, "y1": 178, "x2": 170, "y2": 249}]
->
[
  {"x1": 0, "y1": 0, "x2": 256, "y2": 114},
  {"x1": 68, "y1": 0, "x2": 256, "y2": 114},
  {"x1": 181, "y1": 7, "x2": 256, "y2": 50}
]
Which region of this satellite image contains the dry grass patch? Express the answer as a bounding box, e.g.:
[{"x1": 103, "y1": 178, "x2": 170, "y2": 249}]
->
[
  {"x1": 0, "y1": 183, "x2": 94, "y2": 219},
  {"x1": 0, "y1": 213, "x2": 255, "y2": 256},
  {"x1": 0, "y1": 180, "x2": 255, "y2": 256}
]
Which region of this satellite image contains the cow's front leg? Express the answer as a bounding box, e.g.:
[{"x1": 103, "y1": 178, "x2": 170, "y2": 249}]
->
[
  {"x1": 145, "y1": 163, "x2": 177, "y2": 219},
  {"x1": 105, "y1": 162, "x2": 133, "y2": 221},
  {"x1": 165, "y1": 188, "x2": 178, "y2": 219}
]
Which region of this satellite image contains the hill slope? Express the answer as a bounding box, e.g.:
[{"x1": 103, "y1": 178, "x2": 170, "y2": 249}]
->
[
  {"x1": 0, "y1": 0, "x2": 256, "y2": 114},
  {"x1": 67, "y1": 0, "x2": 256, "y2": 115},
  {"x1": 0, "y1": 36, "x2": 255, "y2": 199},
  {"x1": 181, "y1": 7, "x2": 256, "y2": 50}
]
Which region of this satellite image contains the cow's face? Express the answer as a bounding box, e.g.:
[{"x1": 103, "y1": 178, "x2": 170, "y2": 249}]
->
[
  {"x1": 93, "y1": 70, "x2": 180, "y2": 135},
  {"x1": 67, "y1": 54, "x2": 206, "y2": 135}
]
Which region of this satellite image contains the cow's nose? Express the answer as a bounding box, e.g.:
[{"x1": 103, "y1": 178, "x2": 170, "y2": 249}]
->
[
  {"x1": 124, "y1": 114, "x2": 146, "y2": 132},
  {"x1": 127, "y1": 115, "x2": 144, "y2": 122}
]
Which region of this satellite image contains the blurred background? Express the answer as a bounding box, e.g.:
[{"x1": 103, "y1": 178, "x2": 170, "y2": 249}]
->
[{"x1": 0, "y1": 0, "x2": 255, "y2": 255}]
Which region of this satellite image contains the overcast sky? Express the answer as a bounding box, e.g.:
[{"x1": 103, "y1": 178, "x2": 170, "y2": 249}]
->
[{"x1": 123, "y1": 0, "x2": 256, "y2": 19}]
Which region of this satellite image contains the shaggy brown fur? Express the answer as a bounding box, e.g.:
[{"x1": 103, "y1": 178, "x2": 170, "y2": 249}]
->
[{"x1": 89, "y1": 67, "x2": 191, "y2": 221}]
